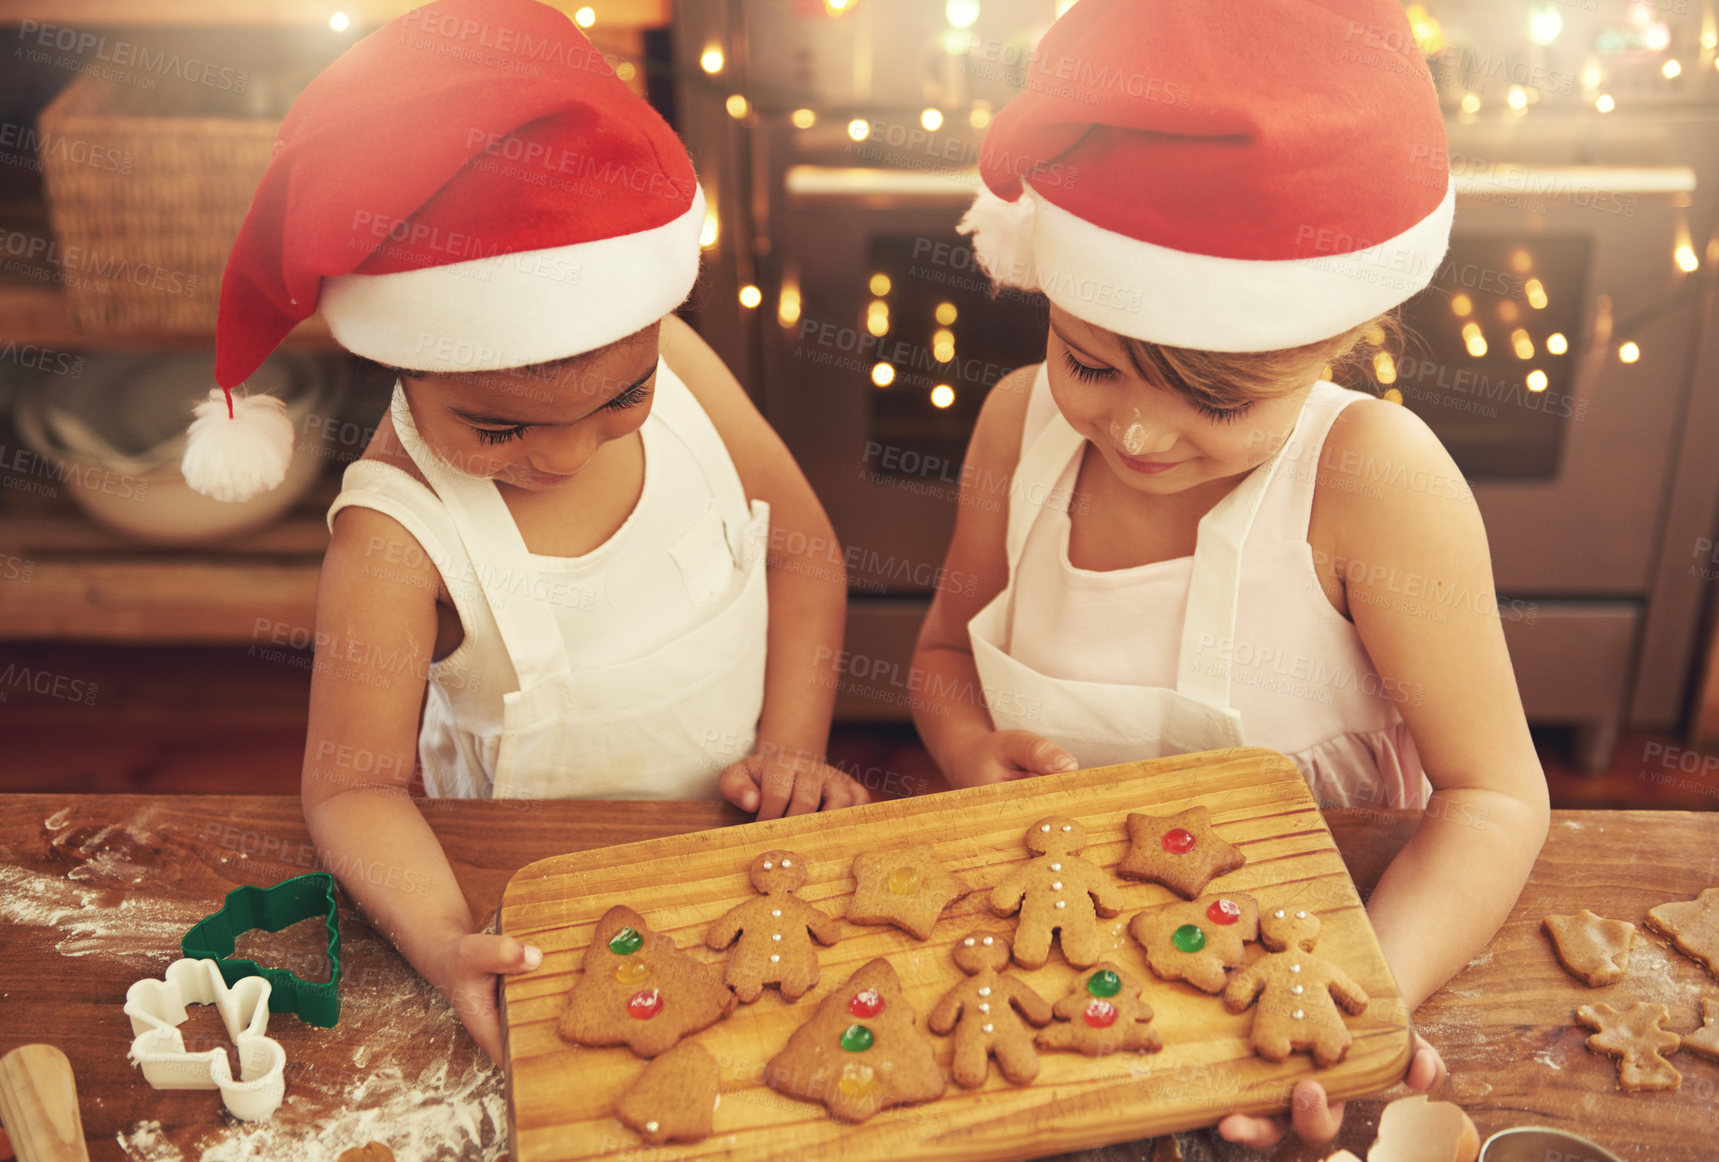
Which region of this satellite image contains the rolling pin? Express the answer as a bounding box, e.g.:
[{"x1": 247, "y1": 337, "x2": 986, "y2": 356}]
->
[{"x1": 0, "y1": 1045, "x2": 89, "y2": 1162}]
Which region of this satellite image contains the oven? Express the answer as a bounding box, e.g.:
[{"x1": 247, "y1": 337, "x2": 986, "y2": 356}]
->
[{"x1": 675, "y1": 0, "x2": 1719, "y2": 765}]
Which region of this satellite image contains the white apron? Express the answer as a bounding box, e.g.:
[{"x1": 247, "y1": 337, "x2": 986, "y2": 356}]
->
[
  {"x1": 387, "y1": 365, "x2": 770, "y2": 800},
  {"x1": 969, "y1": 367, "x2": 1301, "y2": 768}
]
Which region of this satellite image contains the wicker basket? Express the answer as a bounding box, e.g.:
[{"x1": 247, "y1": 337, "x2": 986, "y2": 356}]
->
[{"x1": 37, "y1": 72, "x2": 280, "y2": 334}]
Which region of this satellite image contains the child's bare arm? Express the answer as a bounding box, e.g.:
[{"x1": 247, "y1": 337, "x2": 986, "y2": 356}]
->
[
  {"x1": 661, "y1": 315, "x2": 868, "y2": 817},
  {"x1": 1316, "y1": 399, "x2": 1551, "y2": 1011},
  {"x1": 301, "y1": 504, "x2": 537, "y2": 1063},
  {"x1": 910, "y1": 364, "x2": 1078, "y2": 786}
]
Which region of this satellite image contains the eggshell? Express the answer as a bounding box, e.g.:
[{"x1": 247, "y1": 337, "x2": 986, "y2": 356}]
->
[{"x1": 1367, "y1": 1094, "x2": 1480, "y2": 1162}]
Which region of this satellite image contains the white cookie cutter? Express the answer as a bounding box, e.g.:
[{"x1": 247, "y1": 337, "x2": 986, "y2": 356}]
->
[{"x1": 123, "y1": 957, "x2": 287, "y2": 1121}]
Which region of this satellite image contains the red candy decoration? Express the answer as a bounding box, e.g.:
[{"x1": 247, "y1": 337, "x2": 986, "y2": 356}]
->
[
  {"x1": 626, "y1": 988, "x2": 663, "y2": 1020},
  {"x1": 1207, "y1": 898, "x2": 1242, "y2": 925},
  {"x1": 1161, "y1": 828, "x2": 1196, "y2": 854},
  {"x1": 847, "y1": 988, "x2": 885, "y2": 1019},
  {"x1": 1083, "y1": 999, "x2": 1118, "y2": 1029}
]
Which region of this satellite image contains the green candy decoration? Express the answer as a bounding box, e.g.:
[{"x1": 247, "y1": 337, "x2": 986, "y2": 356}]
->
[
  {"x1": 1087, "y1": 969, "x2": 1122, "y2": 997},
  {"x1": 1171, "y1": 924, "x2": 1207, "y2": 953},
  {"x1": 608, "y1": 926, "x2": 644, "y2": 956},
  {"x1": 839, "y1": 1024, "x2": 875, "y2": 1052}
]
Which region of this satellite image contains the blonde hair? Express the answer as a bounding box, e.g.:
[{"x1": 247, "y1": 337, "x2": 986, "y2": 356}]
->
[{"x1": 1118, "y1": 309, "x2": 1406, "y2": 411}]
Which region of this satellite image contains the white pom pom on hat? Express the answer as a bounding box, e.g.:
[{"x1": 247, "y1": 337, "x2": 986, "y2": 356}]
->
[
  {"x1": 960, "y1": 0, "x2": 1456, "y2": 353},
  {"x1": 181, "y1": 388, "x2": 293, "y2": 503}
]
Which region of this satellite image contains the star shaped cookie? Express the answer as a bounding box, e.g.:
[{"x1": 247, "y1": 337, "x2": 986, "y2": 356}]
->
[
  {"x1": 1116, "y1": 806, "x2": 1246, "y2": 898},
  {"x1": 1575, "y1": 1001, "x2": 1682, "y2": 1091},
  {"x1": 1646, "y1": 888, "x2": 1719, "y2": 979},
  {"x1": 847, "y1": 846, "x2": 969, "y2": 940}
]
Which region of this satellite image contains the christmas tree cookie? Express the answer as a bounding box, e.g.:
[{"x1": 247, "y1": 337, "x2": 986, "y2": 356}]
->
[
  {"x1": 1223, "y1": 907, "x2": 1367, "y2": 1067},
  {"x1": 927, "y1": 931, "x2": 1054, "y2": 1087},
  {"x1": 989, "y1": 817, "x2": 1124, "y2": 969},
  {"x1": 1129, "y1": 892, "x2": 1260, "y2": 994},
  {"x1": 1117, "y1": 805, "x2": 1246, "y2": 898},
  {"x1": 1036, "y1": 963, "x2": 1163, "y2": 1057},
  {"x1": 766, "y1": 958, "x2": 945, "y2": 1122},
  {"x1": 559, "y1": 906, "x2": 734, "y2": 1057},
  {"x1": 706, "y1": 850, "x2": 841, "y2": 1003}
]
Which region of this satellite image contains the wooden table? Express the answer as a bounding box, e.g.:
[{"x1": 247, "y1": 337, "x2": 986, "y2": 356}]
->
[{"x1": 0, "y1": 796, "x2": 1712, "y2": 1162}]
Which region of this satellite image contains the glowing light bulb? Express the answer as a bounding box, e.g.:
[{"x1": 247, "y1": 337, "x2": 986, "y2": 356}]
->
[
  {"x1": 1546, "y1": 332, "x2": 1568, "y2": 355},
  {"x1": 1526, "y1": 369, "x2": 1549, "y2": 392},
  {"x1": 930, "y1": 384, "x2": 956, "y2": 408},
  {"x1": 1596, "y1": 93, "x2": 1615, "y2": 112},
  {"x1": 934, "y1": 302, "x2": 957, "y2": 325},
  {"x1": 869, "y1": 273, "x2": 891, "y2": 297},
  {"x1": 1507, "y1": 85, "x2": 1529, "y2": 111},
  {"x1": 969, "y1": 102, "x2": 993, "y2": 129},
  {"x1": 1525, "y1": 279, "x2": 1548, "y2": 309},
  {"x1": 1460, "y1": 92, "x2": 1482, "y2": 115},
  {"x1": 1383, "y1": 387, "x2": 1404, "y2": 404},
  {"x1": 329, "y1": 11, "x2": 350, "y2": 31},
  {"x1": 1676, "y1": 245, "x2": 1699, "y2": 272},
  {"x1": 1528, "y1": 3, "x2": 1563, "y2": 45},
  {"x1": 1511, "y1": 328, "x2": 1534, "y2": 359},
  {"x1": 1618, "y1": 342, "x2": 1640, "y2": 364},
  {"x1": 920, "y1": 108, "x2": 943, "y2": 131},
  {"x1": 726, "y1": 94, "x2": 749, "y2": 119},
  {"x1": 700, "y1": 48, "x2": 725, "y2": 74},
  {"x1": 1373, "y1": 351, "x2": 1397, "y2": 385},
  {"x1": 1510, "y1": 249, "x2": 1533, "y2": 273},
  {"x1": 945, "y1": 0, "x2": 981, "y2": 29},
  {"x1": 1462, "y1": 322, "x2": 1487, "y2": 358},
  {"x1": 847, "y1": 119, "x2": 871, "y2": 142},
  {"x1": 738, "y1": 285, "x2": 761, "y2": 309},
  {"x1": 778, "y1": 286, "x2": 801, "y2": 327},
  {"x1": 791, "y1": 108, "x2": 816, "y2": 129},
  {"x1": 574, "y1": 7, "x2": 596, "y2": 27},
  {"x1": 826, "y1": 0, "x2": 850, "y2": 11},
  {"x1": 865, "y1": 302, "x2": 889, "y2": 336},
  {"x1": 1450, "y1": 293, "x2": 1473, "y2": 317},
  {"x1": 615, "y1": 62, "x2": 636, "y2": 81},
  {"x1": 700, "y1": 207, "x2": 719, "y2": 248},
  {"x1": 933, "y1": 329, "x2": 955, "y2": 363},
  {"x1": 871, "y1": 363, "x2": 896, "y2": 387},
  {"x1": 1663, "y1": 59, "x2": 1682, "y2": 79}
]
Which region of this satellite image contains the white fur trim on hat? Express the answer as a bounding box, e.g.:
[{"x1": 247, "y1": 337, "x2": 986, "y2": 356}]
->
[
  {"x1": 320, "y1": 186, "x2": 706, "y2": 371},
  {"x1": 964, "y1": 179, "x2": 1456, "y2": 352}
]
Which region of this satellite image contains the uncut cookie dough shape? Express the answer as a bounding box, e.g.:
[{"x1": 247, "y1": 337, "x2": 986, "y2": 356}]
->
[
  {"x1": 927, "y1": 931, "x2": 1054, "y2": 1087},
  {"x1": 1117, "y1": 805, "x2": 1247, "y2": 899},
  {"x1": 1575, "y1": 1001, "x2": 1682, "y2": 1092},
  {"x1": 989, "y1": 817, "x2": 1124, "y2": 970},
  {"x1": 1646, "y1": 888, "x2": 1719, "y2": 980},
  {"x1": 766, "y1": 958, "x2": 945, "y2": 1123},
  {"x1": 559, "y1": 906, "x2": 734, "y2": 1057},
  {"x1": 706, "y1": 850, "x2": 841, "y2": 1003},
  {"x1": 1683, "y1": 997, "x2": 1719, "y2": 1062},
  {"x1": 847, "y1": 846, "x2": 969, "y2": 941},
  {"x1": 1129, "y1": 892, "x2": 1260, "y2": 994},
  {"x1": 1223, "y1": 907, "x2": 1368, "y2": 1067},
  {"x1": 1542, "y1": 909, "x2": 1635, "y2": 987},
  {"x1": 615, "y1": 1041, "x2": 721, "y2": 1145},
  {"x1": 1036, "y1": 962, "x2": 1163, "y2": 1057}
]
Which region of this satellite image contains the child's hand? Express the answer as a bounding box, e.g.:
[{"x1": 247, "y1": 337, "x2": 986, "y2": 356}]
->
[
  {"x1": 951, "y1": 729, "x2": 1079, "y2": 787},
  {"x1": 718, "y1": 752, "x2": 874, "y2": 819},
  {"x1": 1217, "y1": 1031, "x2": 1447, "y2": 1148},
  {"x1": 427, "y1": 931, "x2": 543, "y2": 1067}
]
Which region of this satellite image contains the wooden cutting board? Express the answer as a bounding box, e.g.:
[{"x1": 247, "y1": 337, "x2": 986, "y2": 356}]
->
[{"x1": 498, "y1": 747, "x2": 1412, "y2": 1162}]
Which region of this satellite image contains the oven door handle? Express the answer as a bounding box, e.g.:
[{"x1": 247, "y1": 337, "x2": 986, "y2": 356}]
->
[
  {"x1": 1453, "y1": 164, "x2": 1695, "y2": 198},
  {"x1": 785, "y1": 165, "x2": 981, "y2": 201}
]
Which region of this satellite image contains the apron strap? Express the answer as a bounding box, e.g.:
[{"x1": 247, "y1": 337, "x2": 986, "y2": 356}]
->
[
  {"x1": 647, "y1": 359, "x2": 754, "y2": 564},
  {"x1": 1005, "y1": 366, "x2": 1085, "y2": 576},
  {"x1": 388, "y1": 381, "x2": 574, "y2": 689}
]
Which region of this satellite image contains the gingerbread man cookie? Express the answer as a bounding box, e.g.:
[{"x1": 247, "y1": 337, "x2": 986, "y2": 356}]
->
[
  {"x1": 1575, "y1": 1002, "x2": 1682, "y2": 1091},
  {"x1": 559, "y1": 906, "x2": 734, "y2": 1057},
  {"x1": 1542, "y1": 909, "x2": 1635, "y2": 987},
  {"x1": 766, "y1": 957, "x2": 945, "y2": 1122},
  {"x1": 1036, "y1": 963, "x2": 1163, "y2": 1057},
  {"x1": 706, "y1": 850, "x2": 841, "y2": 1003},
  {"x1": 1117, "y1": 806, "x2": 1246, "y2": 898},
  {"x1": 847, "y1": 846, "x2": 968, "y2": 940},
  {"x1": 989, "y1": 817, "x2": 1124, "y2": 969},
  {"x1": 615, "y1": 1040, "x2": 721, "y2": 1145},
  {"x1": 1129, "y1": 892, "x2": 1260, "y2": 994},
  {"x1": 1646, "y1": 888, "x2": 1719, "y2": 980},
  {"x1": 1223, "y1": 907, "x2": 1368, "y2": 1067},
  {"x1": 927, "y1": 930, "x2": 1054, "y2": 1087}
]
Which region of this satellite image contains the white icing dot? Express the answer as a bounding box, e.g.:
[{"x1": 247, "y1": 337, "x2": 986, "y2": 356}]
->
[
  {"x1": 1290, "y1": 963, "x2": 1301, "y2": 973},
  {"x1": 1040, "y1": 824, "x2": 1051, "y2": 832},
  {"x1": 1054, "y1": 900, "x2": 1066, "y2": 910},
  {"x1": 1060, "y1": 824, "x2": 1071, "y2": 832},
  {"x1": 782, "y1": 858, "x2": 793, "y2": 867},
  {"x1": 772, "y1": 933, "x2": 782, "y2": 941},
  {"x1": 981, "y1": 936, "x2": 994, "y2": 946},
  {"x1": 963, "y1": 937, "x2": 975, "y2": 946},
  {"x1": 1274, "y1": 909, "x2": 1285, "y2": 919},
  {"x1": 763, "y1": 860, "x2": 774, "y2": 870},
  {"x1": 769, "y1": 954, "x2": 780, "y2": 963},
  {"x1": 1292, "y1": 1009, "x2": 1305, "y2": 1020},
  {"x1": 1051, "y1": 881, "x2": 1063, "y2": 891},
  {"x1": 982, "y1": 1023, "x2": 994, "y2": 1033},
  {"x1": 771, "y1": 909, "x2": 782, "y2": 918},
  {"x1": 645, "y1": 1121, "x2": 659, "y2": 1133},
  {"x1": 1291, "y1": 984, "x2": 1304, "y2": 995},
  {"x1": 978, "y1": 1002, "x2": 990, "y2": 1013},
  {"x1": 1050, "y1": 863, "x2": 1062, "y2": 872},
  {"x1": 978, "y1": 986, "x2": 991, "y2": 997},
  {"x1": 1295, "y1": 910, "x2": 1307, "y2": 919}
]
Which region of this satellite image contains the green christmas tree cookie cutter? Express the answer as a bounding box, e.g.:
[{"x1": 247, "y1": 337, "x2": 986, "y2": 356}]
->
[{"x1": 181, "y1": 872, "x2": 343, "y2": 1027}]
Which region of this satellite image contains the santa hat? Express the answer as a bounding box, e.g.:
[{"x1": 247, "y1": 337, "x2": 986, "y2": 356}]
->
[
  {"x1": 958, "y1": 0, "x2": 1454, "y2": 353},
  {"x1": 188, "y1": 0, "x2": 702, "y2": 502}
]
